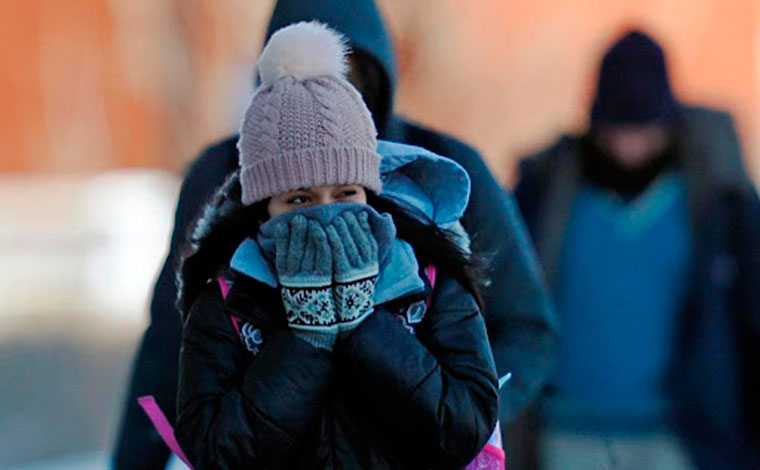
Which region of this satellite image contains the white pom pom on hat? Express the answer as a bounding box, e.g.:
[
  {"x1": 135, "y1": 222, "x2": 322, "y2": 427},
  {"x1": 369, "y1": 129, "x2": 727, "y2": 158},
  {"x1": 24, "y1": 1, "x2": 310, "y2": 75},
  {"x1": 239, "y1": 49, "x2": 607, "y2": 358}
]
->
[{"x1": 256, "y1": 21, "x2": 349, "y2": 85}]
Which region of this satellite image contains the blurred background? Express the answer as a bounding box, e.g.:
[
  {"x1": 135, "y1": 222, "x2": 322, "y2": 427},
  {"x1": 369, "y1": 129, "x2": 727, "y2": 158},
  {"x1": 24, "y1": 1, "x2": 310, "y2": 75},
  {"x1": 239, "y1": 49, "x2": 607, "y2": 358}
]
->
[{"x1": 1, "y1": 0, "x2": 759, "y2": 468}]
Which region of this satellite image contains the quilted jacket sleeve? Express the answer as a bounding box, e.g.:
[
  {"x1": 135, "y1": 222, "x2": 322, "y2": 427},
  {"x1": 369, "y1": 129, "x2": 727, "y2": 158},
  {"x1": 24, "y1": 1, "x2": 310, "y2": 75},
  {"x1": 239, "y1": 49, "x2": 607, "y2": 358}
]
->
[
  {"x1": 175, "y1": 284, "x2": 334, "y2": 470},
  {"x1": 337, "y1": 272, "x2": 499, "y2": 469}
]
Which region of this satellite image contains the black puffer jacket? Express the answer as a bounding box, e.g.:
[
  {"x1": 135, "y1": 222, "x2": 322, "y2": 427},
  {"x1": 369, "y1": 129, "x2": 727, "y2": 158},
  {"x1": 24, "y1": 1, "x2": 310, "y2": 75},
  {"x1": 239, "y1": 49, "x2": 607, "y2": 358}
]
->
[{"x1": 176, "y1": 270, "x2": 499, "y2": 470}]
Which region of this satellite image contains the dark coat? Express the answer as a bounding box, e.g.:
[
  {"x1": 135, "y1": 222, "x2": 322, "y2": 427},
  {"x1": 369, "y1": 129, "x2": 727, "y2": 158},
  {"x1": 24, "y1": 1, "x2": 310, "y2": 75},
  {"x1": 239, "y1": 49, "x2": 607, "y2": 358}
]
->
[
  {"x1": 175, "y1": 268, "x2": 499, "y2": 470},
  {"x1": 514, "y1": 106, "x2": 760, "y2": 469},
  {"x1": 113, "y1": 1, "x2": 557, "y2": 468}
]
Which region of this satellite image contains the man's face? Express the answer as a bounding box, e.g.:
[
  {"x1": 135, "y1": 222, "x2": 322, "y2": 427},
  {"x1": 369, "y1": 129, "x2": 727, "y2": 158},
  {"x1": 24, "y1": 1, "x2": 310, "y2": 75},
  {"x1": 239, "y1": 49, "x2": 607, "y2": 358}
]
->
[{"x1": 594, "y1": 124, "x2": 671, "y2": 170}]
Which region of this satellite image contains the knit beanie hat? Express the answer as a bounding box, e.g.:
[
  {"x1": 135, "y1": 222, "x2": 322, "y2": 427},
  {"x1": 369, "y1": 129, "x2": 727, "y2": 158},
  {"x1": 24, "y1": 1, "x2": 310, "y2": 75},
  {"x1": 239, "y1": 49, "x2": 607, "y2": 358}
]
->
[
  {"x1": 591, "y1": 30, "x2": 678, "y2": 125},
  {"x1": 238, "y1": 21, "x2": 382, "y2": 205}
]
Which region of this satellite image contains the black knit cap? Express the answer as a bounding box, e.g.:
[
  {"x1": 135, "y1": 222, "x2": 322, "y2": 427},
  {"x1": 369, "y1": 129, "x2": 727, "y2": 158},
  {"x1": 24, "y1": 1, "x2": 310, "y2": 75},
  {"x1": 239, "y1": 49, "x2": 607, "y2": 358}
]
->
[{"x1": 591, "y1": 30, "x2": 678, "y2": 125}]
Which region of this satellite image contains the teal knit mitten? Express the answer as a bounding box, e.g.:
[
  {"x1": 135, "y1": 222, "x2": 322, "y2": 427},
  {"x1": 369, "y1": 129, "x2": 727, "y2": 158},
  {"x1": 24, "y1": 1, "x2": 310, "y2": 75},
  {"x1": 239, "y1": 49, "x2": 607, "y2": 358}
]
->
[
  {"x1": 325, "y1": 211, "x2": 378, "y2": 335},
  {"x1": 274, "y1": 215, "x2": 338, "y2": 350}
]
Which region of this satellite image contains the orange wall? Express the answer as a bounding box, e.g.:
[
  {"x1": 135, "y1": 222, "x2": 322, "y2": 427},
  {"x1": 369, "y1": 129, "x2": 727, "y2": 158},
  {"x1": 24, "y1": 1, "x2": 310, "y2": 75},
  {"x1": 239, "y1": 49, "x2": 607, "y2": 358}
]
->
[
  {"x1": 1, "y1": 1, "x2": 171, "y2": 172},
  {"x1": 1, "y1": 1, "x2": 758, "y2": 182}
]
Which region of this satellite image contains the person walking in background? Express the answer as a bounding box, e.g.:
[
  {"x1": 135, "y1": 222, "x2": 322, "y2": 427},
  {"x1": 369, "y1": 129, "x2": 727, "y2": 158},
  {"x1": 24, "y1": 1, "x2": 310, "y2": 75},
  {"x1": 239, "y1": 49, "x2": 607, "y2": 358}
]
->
[
  {"x1": 113, "y1": 0, "x2": 557, "y2": 468},
  {"x1": 515, "y1": 30, "x2": 760, "y2": 469}
]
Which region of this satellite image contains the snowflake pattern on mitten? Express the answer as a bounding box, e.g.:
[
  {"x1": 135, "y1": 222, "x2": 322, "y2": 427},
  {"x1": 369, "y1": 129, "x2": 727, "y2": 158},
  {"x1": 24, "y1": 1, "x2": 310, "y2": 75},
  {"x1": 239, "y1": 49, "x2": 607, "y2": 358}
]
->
[
  {"x1": 334, "y1": 276, "x2": 377, "y2": 326},
  {"x1": 281, "y1": 286, "x2": 337, "y2": 329}
]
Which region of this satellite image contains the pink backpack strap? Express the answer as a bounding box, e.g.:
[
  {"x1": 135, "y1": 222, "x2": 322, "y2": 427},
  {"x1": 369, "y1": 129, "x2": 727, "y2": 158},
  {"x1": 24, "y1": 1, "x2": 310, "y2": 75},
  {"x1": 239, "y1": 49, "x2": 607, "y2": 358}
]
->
[
  {"x1": 137, "y1": 396, "x2": 195, "y2": 469},
  {"x1": 217, "y1": 276, "x2": 243, "y2": 339},
  {"x1": 217, "y1": 276, "x2": 231, "y2": 298},
  {"x1": 424, "y1": 263, "x2": 437, "y2": 309},
  {"x1": 463, "y1": 423, "x2": 505, "y2": 469},
  {"x1": 133, "y1": 277, "x2": 240, "y2": 469}
]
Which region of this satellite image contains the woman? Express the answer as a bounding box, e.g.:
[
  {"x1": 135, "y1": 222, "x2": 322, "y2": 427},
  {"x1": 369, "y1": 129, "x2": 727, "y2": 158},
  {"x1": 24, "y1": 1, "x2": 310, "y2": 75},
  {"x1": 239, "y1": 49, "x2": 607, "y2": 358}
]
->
[{"x1": 174, "y1": 21, "x2": 499, "y2": 469}]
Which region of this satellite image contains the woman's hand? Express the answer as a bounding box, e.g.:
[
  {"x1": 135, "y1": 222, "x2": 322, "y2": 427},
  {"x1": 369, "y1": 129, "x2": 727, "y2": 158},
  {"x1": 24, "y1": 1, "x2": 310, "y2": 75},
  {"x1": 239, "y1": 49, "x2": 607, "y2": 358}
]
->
[
  {"x1": 325, "y1": 211, "x2": 379, "y2": 335},
  {"x1": 274, "y1": 215, "x2": 338, "y2": 350}
]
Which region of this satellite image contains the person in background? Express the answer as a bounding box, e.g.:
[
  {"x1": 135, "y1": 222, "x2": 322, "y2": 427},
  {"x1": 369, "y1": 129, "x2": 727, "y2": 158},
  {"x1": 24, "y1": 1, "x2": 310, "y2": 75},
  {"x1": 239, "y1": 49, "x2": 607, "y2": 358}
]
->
[
  {"x1": 113, "y1": 0, "x2": 557, "y2": 468},
  {"x1": 515, "y1": 30, "x2": 760, "y2": 469}
]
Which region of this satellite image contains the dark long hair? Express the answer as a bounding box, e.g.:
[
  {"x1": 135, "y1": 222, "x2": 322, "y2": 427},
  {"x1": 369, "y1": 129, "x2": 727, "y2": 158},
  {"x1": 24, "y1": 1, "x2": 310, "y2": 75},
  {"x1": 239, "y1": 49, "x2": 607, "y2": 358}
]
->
[{"x1": 176, "y1": 173, "x2": 487, "y2": 317}]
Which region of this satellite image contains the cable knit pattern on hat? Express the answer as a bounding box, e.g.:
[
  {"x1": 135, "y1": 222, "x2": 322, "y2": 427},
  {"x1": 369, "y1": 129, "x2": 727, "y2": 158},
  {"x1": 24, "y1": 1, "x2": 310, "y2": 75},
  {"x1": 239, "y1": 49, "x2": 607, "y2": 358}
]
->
[{"x1": 238, "y1": 21, "x2": 382, "y2": 205}]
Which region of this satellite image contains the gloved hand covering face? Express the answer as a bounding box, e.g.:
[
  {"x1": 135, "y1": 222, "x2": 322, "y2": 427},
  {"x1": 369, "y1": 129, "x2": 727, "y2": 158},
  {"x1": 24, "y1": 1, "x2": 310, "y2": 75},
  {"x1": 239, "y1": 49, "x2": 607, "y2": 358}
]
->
[
  {"x1": 325, "y1": 211, "x2": 379, "y2": 334},
  {"x1": 258, "y1": 202, "x2": 395, "y2": 265},
  {"x1": 244, "y1": 203, "x2": 426, "y2": 324},
  {"x1": 271, "y1": 215, "x2": 338, "y2": 350}
]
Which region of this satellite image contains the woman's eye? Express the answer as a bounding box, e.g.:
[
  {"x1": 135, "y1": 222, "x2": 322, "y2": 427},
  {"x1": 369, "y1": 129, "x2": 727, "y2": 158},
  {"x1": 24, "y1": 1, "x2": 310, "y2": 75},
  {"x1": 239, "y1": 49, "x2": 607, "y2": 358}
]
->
[
  {"x1": 339, "y1": 189, "x2": 357, "y2": 198},
  {"x1": 287, "y1": 195, "x2": 309, "y2": 204}
]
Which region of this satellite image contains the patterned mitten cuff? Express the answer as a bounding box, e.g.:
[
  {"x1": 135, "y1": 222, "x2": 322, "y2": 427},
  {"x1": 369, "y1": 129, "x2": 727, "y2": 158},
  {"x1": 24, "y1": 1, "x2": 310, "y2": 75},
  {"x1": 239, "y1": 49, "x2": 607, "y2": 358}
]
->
[
  {"x1": 280, "y1": 284, "x2": 338, "y2": 350},
  {"x1": 334, "y1": 275, "x2": 377, "y2": 332}
]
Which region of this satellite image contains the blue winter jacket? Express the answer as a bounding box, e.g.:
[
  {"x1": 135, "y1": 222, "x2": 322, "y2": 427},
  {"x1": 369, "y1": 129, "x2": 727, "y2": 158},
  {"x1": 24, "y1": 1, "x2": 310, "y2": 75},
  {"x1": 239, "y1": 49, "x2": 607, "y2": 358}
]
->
[{"x1": 515, "y1": 106, "x2": 760, "y2": 469}]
